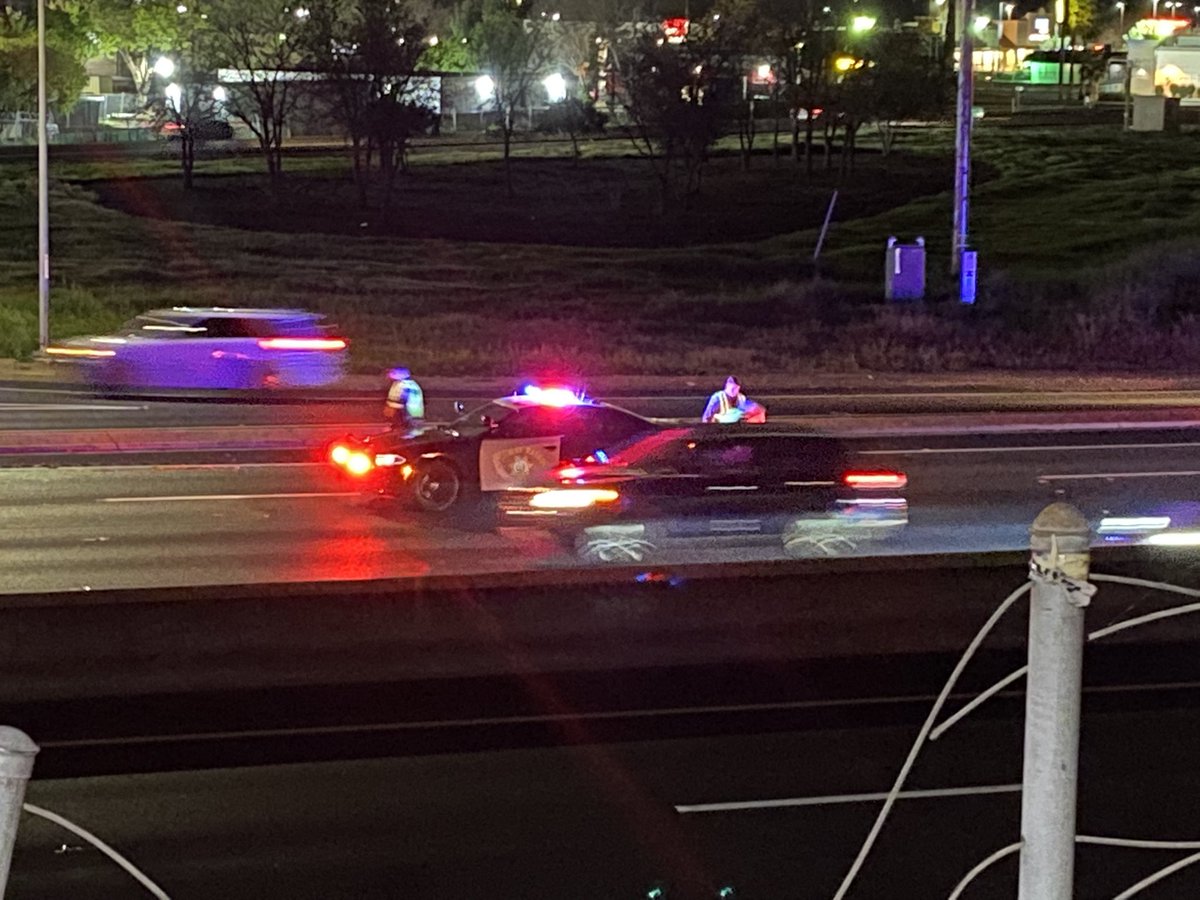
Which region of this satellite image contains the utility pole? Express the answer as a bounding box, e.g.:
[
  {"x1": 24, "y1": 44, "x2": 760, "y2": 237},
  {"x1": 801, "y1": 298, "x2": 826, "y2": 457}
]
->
[
  {"x1": 0, "y1": 726, "x2": 39, "y2": 896},
  {"x1": 951, "y1": 0, "x2": 974, "y2": 278},
  {"x1": 37, "y1": 0, "x2": 50, "y2": 350},
  {"x1": 1018, "y1": 504, "x2": 1092, "y2": 900}
]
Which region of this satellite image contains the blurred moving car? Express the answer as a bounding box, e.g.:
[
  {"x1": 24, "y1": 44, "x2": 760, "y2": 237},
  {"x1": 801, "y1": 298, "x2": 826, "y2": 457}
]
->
[
  {"x1": 328, "y1": 385, "x2": 660, "y2": 514},
  {"x1": 499, "y1": 425, "x2": 908, "y2": 563},
  {"x1": 42, "y1": 307, "x2": 347, "y2": 390}
]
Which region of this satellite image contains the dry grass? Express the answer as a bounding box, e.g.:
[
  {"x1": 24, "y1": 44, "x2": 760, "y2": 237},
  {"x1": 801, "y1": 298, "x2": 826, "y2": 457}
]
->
[{"x1": 5, "y1": 125, "x2": 1200, "y2": 374}]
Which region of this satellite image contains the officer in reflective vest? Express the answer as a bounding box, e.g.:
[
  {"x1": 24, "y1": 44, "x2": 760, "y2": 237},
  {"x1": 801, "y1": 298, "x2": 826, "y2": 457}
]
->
[
  {"x1": 385, "y1": 367, "x2": 425, "y2": 431},
  {"x1": 702, "y1": 375, "x2": 766, "y2": 424}
]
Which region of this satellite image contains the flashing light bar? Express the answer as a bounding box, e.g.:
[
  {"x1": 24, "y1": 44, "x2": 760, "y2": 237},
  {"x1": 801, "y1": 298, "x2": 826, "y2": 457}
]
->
[{"x1": 520, "y1": 384, "x2": 585, "y2": 407}]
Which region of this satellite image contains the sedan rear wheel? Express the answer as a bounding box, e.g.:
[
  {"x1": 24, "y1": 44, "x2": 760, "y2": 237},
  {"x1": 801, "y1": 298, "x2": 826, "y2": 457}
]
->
[
  {"x1": 574, "y1": 524, "x2": 655, "y2": 564},
  {"x1": 781, "y1": 518, "x2": 859, "y2": 559}
]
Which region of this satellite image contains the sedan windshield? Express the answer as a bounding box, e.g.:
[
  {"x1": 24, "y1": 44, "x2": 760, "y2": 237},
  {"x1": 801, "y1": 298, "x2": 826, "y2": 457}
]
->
[{"x1": 450, "y1": 401, "x2": 516, "y2": 431}]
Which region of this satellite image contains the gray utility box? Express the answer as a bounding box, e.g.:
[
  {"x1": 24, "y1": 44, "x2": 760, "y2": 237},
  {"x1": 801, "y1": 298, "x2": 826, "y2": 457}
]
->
[{"x1": 885, "y1": 236, "x2": 926, "y2": 301}]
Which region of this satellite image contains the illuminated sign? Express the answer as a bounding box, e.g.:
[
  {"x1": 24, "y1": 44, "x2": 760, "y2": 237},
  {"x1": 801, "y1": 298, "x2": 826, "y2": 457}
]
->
[
  {"x1": 663, "y1": 17, "x2": 689, "y2": 42},
  {"x1": 1127, "y1": 16, "x2": 1190, "y2": 38}
]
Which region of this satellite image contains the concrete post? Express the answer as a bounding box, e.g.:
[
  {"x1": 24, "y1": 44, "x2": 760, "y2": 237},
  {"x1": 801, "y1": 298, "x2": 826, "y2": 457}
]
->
[
  {"x1": 0, "y1": 726, "x2": 38, "y2": 897},
  {"x1": 1018, "y1": 503, "x2": 1091, "y2": 900}
]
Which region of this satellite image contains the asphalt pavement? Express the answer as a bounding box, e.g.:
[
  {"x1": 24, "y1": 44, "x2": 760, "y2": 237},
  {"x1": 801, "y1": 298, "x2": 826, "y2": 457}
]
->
[
  {"x1": 9, "y1": 382, "x2": 1200, "y2": 431},
  {"x1": 4, "y1": 422, "x2": 1200, "y2": 592},
  {"x1": 6, "y1": 389, "x2": 1200, "y2": 897},
  {"x1": 11, "y1": 681, "x2": 1200, "y2": 899}
]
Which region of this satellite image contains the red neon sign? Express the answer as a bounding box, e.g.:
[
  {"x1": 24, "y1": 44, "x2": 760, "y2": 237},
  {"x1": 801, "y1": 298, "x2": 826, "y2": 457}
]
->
[{"x1": 662, "y1": 17, "x2": 689, "y2": 41}]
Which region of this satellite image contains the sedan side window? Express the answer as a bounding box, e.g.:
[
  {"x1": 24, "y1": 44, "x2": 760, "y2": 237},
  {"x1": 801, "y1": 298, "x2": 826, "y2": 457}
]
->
[
  {"x1": 197, "y1": 318, "x2": 263, "y2": 339},
  {"x1": 493, "y1": 408, "x2": 564, "y2": 439},
  {"x1": 689, "y1": 440, "x2": 754, "y2": 471}
]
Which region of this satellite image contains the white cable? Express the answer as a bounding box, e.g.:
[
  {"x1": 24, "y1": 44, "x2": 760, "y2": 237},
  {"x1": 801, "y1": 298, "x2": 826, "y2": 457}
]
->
[
  {"x1": 22, "y1": 803, "x2": 172, "y2": 900},
  {"x1": 946, "y1": 841, "x2": 1021, "y2": 899},
  {"x1": 930, "y1": 666, "x2": 1028, "y2": 742},
  {"x1": 933, "y1": 574, "x2": 1200, "y2": 742},
  {"x1": 1080, "y1": 836, "x2": 1200, "y2": 850},
  {"x1": 947, "y1": 837, "x2": 1200, "y2": 900},
  {"x1": 1090, "y1": 573, "x2": 1200, "y2": 599},
  {"x1": 830, "y1": 581, "x2": 1031, "y2": 900},
  {"x1": 1112, "y1": 849, "x2": 1200, "y2": 899},
  {"x1": 1089, "y1": 600, "x2": 1200, "y2": 641}
]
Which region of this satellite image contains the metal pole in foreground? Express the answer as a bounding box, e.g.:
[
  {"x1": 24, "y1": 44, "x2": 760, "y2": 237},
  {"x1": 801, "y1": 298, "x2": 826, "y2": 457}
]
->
[
  {"x1": 1018, "y1": 503, "x2": 1092, "y2": 900},
  {"x1": 36, "y1": 0, "x2": 50, "y2": 350},
  {"x1": 0, "y1": 726, "x2": 39, "y2": 896},
  {"x1": 951, "y1": 0, "x2": 975, "y2": 279}
]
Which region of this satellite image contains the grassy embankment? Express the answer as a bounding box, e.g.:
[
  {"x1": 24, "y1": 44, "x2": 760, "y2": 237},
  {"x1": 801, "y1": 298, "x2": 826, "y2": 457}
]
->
[{"x1": 2, "y1": 125, "x2": 1199, "y2": 375}]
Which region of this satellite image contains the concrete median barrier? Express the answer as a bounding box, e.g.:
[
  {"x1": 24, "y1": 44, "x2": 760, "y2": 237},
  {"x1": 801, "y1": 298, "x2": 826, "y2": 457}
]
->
[{"x1": 1, "y1": 549, "x2": 1196, "y2": 704}]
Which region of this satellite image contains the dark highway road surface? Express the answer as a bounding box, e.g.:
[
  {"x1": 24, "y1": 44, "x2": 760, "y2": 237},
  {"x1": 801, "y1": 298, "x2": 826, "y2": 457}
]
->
[
  {"x1": 10, "y1": 672, "x2": 1200, "y2": 899},
  {"x1": 3, "y1": 425, "x2": 1200, "y2": 592},
  {"x1": 7, "y1": 382, "x2": 1200, "y2": 431},
  {"x1": 6, "y1": 390, "x2": 1200, "y2": 898}
]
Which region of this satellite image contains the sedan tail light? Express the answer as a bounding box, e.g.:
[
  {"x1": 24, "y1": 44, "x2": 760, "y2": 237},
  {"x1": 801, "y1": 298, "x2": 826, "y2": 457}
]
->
[
  {"x1": 258, "y1": 337, "x2": 348, "y2": 351},
  {"x1": 344, "y1": 451, "x2": 374, "y2": 477},
  {"x1": 843, "y1": 470, "x2": 908, "y2": 490},
  {"x1": 529, "y1": 488, "x2": 620, "y2": 509}
]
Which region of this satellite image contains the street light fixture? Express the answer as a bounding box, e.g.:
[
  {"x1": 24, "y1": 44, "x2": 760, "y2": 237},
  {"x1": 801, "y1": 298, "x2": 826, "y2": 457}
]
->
[
  {"x1": 1116, "y1": 0, "x2": 1126, "y2": 32},
  {"x1": 152, "y1": 56, "x2": 176, "y2": 78},
  {"x1": 851, "y1": 14, "x2": 877, "y2": 31},
  {"x1": 542, "y1": 72, "x2": 566, "y2": 102}
]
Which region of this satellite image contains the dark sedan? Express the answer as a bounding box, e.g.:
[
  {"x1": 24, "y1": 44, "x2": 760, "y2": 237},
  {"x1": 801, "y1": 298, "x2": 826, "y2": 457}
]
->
[{"x1": 499, "y1": 425, "x2": 908, "y2": 562}]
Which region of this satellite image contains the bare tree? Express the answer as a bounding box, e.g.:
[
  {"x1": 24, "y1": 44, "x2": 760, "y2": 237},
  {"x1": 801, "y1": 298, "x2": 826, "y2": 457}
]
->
[
  {"x1": 302, "y1": 0, "x2": 429, "y2": 207},
  {"x1": 469, "y1": 0, "x2": 551, "y2": 196},
  {"x1": 143, "y1": 5, "x2": 221, "y2": 190},
  {"x1": 760, "y1": 0, "x2": 841, "y2": 178},
  {"x1": 206, "y1": 0, "x2": 310, "y2": 183},
  {"x1": 608, "y1": 14, "x2": 742, "y2": 211}
]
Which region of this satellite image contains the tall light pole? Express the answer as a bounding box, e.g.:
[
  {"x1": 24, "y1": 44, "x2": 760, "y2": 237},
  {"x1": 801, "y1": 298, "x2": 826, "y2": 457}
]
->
[
  {"x1": 1117, "y1": 0, "x2": 1126, "y2": 32},
  {"x1": 36, "y1": 0, "x2": 49, "y2": 349},
  {"x1": 952, "y1": 0, "x2": 975, "y2": 285}
]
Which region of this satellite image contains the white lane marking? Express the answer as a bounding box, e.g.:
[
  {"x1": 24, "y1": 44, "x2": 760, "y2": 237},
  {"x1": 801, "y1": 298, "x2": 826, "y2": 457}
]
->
[
  {"x1": 36, "y1": 678, "x2": 1200, "y2": 750},
  {"x1": 1039, "y1": 470, "x2": 1200, "y2": 483},
  {"x1": 674, "y1": 783, "x2": 1021, "y2": 814},
  {"x1": 99, "y1": 491, "x2": 359, "y2": 503},
  {"x1": 0, "y1": 462, "x2": 327, "y2": 474},
  {"x1": 40, "y1": 697, "x2": 949, "y2": 749},
  {"x1": 619, "y1": 392, "x2": 1200, "y2": 402},
  {"x1": 862, "y1": 439, "x2": 1200, "y2": 456},
  {"x1": 0, "y1": 403, "x2": 148, "y2": 412},
  {"x1": 843, "y1": 421, "x2": 1200, "y2": 437},
  {"x1": 0, "y1": 386, "x2": 99, "y2": 397}
]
